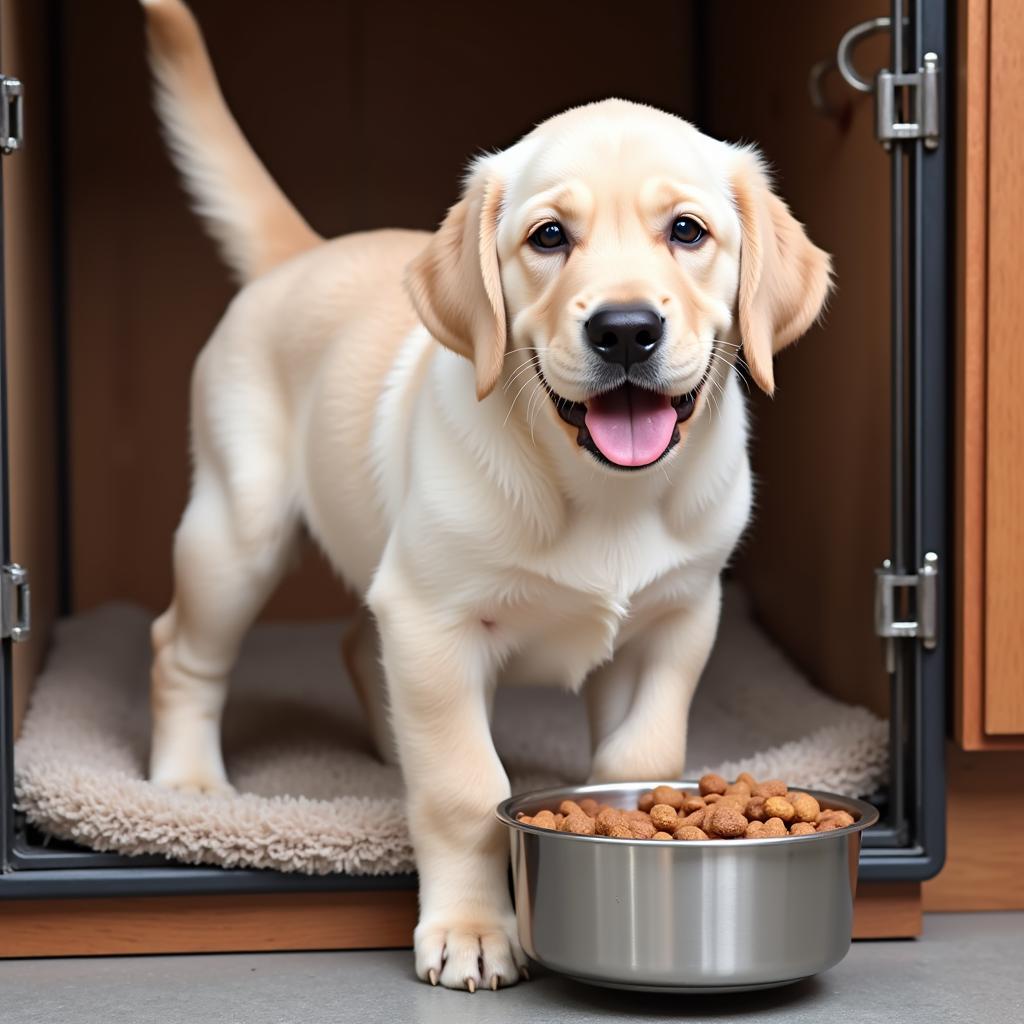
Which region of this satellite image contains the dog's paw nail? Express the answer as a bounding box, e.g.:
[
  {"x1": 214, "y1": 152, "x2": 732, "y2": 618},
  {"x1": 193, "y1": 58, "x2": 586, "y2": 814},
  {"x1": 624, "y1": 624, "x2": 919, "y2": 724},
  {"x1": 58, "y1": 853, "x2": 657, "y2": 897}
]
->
[
  {"x1": 520, "y1": 965, "x2": 531, "y2": 981},
  {"x1": 466, "y1": 978, "x2": 477, "y2": 994},
  {"x1": 428, "y1": 968, "x2": 438, "y2": 987},
  {"x1": 490, "y1": 974, "x2": 500, "y2": 991}
]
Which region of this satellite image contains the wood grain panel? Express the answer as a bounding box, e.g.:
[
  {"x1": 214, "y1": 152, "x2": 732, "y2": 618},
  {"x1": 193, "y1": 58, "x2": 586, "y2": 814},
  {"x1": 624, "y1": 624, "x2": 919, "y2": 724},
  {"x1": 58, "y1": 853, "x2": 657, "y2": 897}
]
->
[
  {"x1": 0, "y1": 890, "x2": 417, "y2": 958},
  {"x1": 704, "y1": 3, "x2": 891, "y2": 718},
  {"x1": 983, "y1": 0, "x2": 1024, "y2": 735},
  {"x1": 2, "y1": 0, "x2": 59, "y2": 732},
  {"x1": 955, "y1": 0, "x2": 1023, "y2": 748},
  {"x1": 852, "y1": 883, "x2": 921, "y2": 939},
  {"x1": 955, "y1": 0, "x2": 989, "y2": 748},
  {"x1": 923, "y1": 746, "x2": 1024, "y2": 911},
  {"x1": 0, "y1": 884, "x2": 914, "y2": 956}
]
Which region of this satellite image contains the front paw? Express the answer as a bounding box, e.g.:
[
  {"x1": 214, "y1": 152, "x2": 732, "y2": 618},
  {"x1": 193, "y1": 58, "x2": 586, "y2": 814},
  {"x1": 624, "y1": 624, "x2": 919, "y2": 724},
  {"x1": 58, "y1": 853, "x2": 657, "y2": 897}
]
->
[
  {"x1": 149, "y1": 736, "x2": 234, "y2": 796},
  {"x1": 415, "y1": 912, "x2": 527, "y2": 991},
  {"x1": 589, "y1": 734, "x2": 683, "y2": 785}
]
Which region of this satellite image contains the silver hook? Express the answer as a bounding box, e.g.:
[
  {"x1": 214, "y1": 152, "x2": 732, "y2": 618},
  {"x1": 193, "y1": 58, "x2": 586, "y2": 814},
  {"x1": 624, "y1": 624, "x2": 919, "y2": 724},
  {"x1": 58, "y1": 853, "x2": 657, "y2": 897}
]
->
[{"x1": 836, "y1": 16, "x2": 891, "y2": 93}]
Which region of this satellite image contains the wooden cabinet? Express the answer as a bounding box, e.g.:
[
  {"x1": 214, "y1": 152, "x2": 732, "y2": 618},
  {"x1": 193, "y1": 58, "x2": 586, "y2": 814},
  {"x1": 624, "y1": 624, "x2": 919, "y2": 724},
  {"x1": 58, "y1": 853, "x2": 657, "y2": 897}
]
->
[{"x1": 957, "y1": 0, "x2": 1024, "y2": 749}]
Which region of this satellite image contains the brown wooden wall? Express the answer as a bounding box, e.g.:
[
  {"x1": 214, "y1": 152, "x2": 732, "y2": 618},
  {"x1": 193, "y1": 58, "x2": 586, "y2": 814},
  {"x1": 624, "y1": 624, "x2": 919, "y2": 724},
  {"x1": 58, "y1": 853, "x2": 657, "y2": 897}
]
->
[
  {"x1": 61, "y1": 0, "x2": 697, "y2": 619},
  {"x1": 2, "y1": 0, "x2": 59, "y2": 733},
  {"x1": 704, "y1": 3, "x2": 892, "y2": 718}
]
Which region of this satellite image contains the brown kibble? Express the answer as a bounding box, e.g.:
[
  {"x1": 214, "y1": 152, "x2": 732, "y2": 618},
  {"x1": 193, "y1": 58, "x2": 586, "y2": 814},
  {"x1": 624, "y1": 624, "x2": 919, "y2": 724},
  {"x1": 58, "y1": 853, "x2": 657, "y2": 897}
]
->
[
  {"x1": 559, "y1": 812, "x2": 597, "y2": 836},
  {"x1": 595, "y1": 808, "x2": 623, "y2": 835},
  {"x1": 650, "y1": 804, "x2": 679, "y2": 832},
  {"x1": 629, "y1": 819, "x2": 657, "y2": 839},
  {"x1": 818, "y1": 809, "x2": 856, "y2": 828},
  {"x1": 725, "y1": 781, "x2": 751, "y2": 798},
  {"x1": 526, "y1": 779, "x2": 860, "y2": 847},
  {"x1": 705, "y1": 804, "x2": 747, "y2": 838},
  {"x1": 718, "y1": 795, "x2": 749, "y2": 812},
  {"x1": 763, "y1": 797, "x2": 796, "y2": 823},
  {"x1": 698, "y1": 773, "x2": 728, "y2": 797},
  {"x1": 652, "y1": 785, "x2": 685, "y2": 809},
  {"x1": 673, "y1": 826, "x2": 709, "y2": 841},
  {"x1": 790, "y1": 793, "x2": 821, "y2": 824},
  {"x1": 745, "y1": 796, "x2": 767, "y2": 822},
  {"x1": 676, "y1": 808, "x2": 707, "y2": 830},
  {"x1": 753, "y1": 779, "x2": 788, "y2": 798},
  {"x1": 624, "y1": 809, "x2": 653, "y2": 825}
]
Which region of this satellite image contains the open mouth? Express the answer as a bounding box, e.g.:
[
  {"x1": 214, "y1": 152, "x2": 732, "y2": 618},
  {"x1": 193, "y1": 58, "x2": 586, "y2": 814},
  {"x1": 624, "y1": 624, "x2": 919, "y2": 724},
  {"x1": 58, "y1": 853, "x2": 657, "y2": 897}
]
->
[{"x1": 545, "y1": 378, "x2": 703, "y2": 470}]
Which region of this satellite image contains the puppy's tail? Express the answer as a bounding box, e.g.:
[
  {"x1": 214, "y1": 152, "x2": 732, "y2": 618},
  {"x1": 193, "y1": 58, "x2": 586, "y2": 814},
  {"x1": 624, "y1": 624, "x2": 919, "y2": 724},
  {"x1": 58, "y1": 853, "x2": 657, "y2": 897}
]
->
[{"x1": 140, "y1": 0, "x2": 321, "y2": 283}]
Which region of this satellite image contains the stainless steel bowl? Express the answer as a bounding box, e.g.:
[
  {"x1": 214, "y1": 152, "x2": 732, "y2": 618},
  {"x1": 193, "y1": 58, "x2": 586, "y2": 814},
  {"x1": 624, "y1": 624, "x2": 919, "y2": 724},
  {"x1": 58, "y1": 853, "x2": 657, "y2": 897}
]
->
[{"x1": 497, "y1": 781, "x2": 879, "y2": 993}]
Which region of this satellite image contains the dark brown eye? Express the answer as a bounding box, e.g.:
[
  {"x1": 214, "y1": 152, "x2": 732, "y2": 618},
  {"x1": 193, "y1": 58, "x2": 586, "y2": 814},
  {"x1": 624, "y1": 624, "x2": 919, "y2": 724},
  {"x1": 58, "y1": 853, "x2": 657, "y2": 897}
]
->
[
  {"x1": 530, "y1": 221, "x2": 568, "y2": 250},
  {"x1": 671, "y1": 216, "x2": 706, "y2": 246}
]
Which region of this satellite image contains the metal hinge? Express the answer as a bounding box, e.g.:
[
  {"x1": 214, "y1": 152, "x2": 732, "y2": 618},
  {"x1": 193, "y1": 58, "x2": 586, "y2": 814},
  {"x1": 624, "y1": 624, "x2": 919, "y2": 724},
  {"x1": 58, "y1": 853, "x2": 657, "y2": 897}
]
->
[
  {"x1": 1, "y1": 564, "x2": 31, "y2": 643},
  {"x1": 0, "y1": 75, "x2": 23, "y2": 154},
  {"x1": 818, "y1": 19, "x2": 940, "y2": 150},
  {"x1": 875, "y1": 552, "x2": 937, "y2": 671},
  {"x1": 876, "y1": 52, "x2": 940, "y2": 150}
]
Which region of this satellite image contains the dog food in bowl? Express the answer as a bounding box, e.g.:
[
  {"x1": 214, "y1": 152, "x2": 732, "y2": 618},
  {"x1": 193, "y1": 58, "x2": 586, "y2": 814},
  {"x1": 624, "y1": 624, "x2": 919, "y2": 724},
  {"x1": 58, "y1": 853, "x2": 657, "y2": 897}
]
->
[
  {"x1": 515, "y1": 773, "x2": 859, "y2": 841},
  {"x1": 499, "y1": 779, "x2": 878, "y2": 992}
]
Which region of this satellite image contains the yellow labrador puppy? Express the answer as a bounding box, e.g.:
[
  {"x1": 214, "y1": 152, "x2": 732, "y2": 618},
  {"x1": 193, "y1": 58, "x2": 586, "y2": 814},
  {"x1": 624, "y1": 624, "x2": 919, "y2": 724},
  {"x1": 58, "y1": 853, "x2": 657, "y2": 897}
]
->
[{"x1": 141, "y1": 0, "x2": 830, "y2": 991}]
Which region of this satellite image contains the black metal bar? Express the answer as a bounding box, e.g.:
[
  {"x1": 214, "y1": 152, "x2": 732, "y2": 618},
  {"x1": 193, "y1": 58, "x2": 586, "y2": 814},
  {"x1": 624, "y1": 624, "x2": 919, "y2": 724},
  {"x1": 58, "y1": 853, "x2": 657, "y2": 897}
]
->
[
  {"x1": 0, "y1": 865, "x2": 418, "y2": 901},
  {"x1": 906, "y1": 0, "x2": 948, "y2": 883},
  {"x1": 0, "y1": 64, "x2": 11, "y2": 874},
  {"x1": 886, "y1": 0, "x2": 910, "y2": 848},
  {"x1": 864, "y1": 0, "x2": 949, "y2": 884}
]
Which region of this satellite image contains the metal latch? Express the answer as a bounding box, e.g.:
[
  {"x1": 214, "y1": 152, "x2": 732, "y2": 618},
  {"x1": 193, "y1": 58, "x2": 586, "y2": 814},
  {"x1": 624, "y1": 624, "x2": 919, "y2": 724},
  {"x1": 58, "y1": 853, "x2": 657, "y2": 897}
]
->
[
  {"x1": 1, "y1": 564, "x2": 30, "y2": 643},
  {"x1": 875, "y1": 552, "x2": 937, "y2": 670},
  {"x1": 875, "y1": 53, "x2": 940, "y2": 150},
  {"x1": 0, "y1": 76, "x2": 23, "y2": 154},
  {"x1": 814, "y1": 19, "x2": 940, "y2": 151}
]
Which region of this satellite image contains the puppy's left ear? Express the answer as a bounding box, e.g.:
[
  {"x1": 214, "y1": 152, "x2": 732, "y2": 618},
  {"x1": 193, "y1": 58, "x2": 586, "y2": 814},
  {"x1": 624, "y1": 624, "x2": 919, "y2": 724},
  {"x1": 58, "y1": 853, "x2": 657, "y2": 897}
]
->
[
  {"x1": 731, "y1": 150, "x2": 833, "y2": 396},
  {"x1": 406, "y1": 166, "x2": 506, "y2": 400}
]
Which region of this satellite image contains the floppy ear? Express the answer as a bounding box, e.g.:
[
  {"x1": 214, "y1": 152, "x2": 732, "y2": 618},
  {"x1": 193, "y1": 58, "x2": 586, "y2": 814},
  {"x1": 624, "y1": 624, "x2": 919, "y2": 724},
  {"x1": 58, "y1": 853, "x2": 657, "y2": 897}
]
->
[
  {"x1": 405, "y1": 167, "x2": 507, "y2": 400},
  {"x1": 731, "y1": 151, "x2": 833, "y2": 396}
]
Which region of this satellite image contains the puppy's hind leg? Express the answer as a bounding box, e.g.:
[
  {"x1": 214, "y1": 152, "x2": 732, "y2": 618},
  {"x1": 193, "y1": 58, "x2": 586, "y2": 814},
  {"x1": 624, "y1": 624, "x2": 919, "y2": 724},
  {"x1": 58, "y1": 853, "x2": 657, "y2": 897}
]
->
[
  {"x1": 342, "y1": 609, "x2": 399, "y2": 765},
  {"x1": 150, "y1": 449, "x2": 298, "y2": 795}
]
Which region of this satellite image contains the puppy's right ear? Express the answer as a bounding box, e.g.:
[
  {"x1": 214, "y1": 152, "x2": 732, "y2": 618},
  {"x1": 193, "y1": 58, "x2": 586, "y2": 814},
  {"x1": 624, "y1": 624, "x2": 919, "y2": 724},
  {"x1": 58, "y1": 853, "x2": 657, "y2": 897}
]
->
[
  {"x1": 405, "y1": 166, "x2": 507, "y2": 400},
  {"x1": 731, "y1": 149, "x2": 833, "y2": 396}
]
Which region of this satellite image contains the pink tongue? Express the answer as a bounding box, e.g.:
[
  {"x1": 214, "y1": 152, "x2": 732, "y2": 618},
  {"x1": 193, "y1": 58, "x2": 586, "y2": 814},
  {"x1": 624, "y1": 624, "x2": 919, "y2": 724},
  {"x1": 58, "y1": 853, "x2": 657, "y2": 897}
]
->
[{"x1": 584, "y1": 386, "x2": 677, "y2": 467}]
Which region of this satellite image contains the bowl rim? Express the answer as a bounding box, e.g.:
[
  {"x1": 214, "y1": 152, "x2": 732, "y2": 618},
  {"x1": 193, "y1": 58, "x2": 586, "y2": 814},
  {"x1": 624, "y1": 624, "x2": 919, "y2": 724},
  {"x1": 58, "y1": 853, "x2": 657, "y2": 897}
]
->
[{"x1": 496, "y1": 779, "x2": 880, "y2": 847}]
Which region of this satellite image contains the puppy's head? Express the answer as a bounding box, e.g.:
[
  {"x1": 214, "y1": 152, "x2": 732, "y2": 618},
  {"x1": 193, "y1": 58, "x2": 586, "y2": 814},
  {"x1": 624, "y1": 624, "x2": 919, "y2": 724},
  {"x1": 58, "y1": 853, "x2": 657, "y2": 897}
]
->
[{"x1": 407, "y1": 100, "x2": 832, "y2": 472}]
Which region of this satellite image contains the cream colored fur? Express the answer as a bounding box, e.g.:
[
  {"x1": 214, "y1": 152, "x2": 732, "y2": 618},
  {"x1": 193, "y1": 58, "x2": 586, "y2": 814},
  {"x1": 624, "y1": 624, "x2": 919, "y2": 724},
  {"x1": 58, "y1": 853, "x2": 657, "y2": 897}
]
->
[{"x1": 140, "y1": 0, "x2": 831, "y2": 992}]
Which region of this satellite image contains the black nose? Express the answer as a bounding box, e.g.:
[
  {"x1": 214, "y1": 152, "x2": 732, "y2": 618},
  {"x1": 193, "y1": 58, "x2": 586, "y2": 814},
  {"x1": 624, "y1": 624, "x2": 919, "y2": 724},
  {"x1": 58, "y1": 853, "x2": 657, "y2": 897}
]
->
[{"x1": 585, "y1": 305, "x2": 664, "y2": 368}]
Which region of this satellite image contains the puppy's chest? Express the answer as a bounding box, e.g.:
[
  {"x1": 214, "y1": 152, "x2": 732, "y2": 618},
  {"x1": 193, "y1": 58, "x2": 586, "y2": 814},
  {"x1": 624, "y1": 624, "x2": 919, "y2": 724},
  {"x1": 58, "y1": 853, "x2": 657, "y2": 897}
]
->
[{"x1": 493, "y1": 517, "x2": 703, "y2": 689}]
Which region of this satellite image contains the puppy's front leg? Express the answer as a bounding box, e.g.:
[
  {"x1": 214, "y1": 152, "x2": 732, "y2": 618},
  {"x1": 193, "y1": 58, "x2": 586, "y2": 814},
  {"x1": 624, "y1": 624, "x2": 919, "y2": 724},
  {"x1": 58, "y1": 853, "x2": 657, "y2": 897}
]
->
[
  {"x1": 370, "y1": 574, "x2": 524, "y2": 992},
  {"x1": 588, "y1": 578, "x2": 722, "y2": 783}
]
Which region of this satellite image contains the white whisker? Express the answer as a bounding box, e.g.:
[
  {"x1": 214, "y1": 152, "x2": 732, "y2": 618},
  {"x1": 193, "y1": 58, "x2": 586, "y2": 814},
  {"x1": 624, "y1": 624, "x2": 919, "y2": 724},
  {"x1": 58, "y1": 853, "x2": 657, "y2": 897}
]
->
[{"x1": 503, "y1": 367, "x2": 543, "y2": 427}]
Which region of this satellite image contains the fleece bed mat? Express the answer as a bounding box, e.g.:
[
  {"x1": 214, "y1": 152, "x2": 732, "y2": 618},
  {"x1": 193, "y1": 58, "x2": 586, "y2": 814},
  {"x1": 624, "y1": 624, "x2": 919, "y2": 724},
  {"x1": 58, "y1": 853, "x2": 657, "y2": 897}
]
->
[{"x1": 14, "y1": 586, "x2": 887, "y2": 875}]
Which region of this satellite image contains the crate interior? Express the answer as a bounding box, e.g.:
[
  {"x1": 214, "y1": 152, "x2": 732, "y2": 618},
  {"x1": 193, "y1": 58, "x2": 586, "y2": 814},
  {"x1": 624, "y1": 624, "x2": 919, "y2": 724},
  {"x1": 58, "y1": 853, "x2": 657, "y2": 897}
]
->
[{"x1": 3, "y1": 0, "x2": 894, "y2": 863}]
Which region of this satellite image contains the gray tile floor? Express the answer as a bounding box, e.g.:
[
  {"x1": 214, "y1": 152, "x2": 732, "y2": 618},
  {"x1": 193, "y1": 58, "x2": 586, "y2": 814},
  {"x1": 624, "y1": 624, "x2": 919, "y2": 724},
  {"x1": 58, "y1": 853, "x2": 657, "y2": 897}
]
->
[{"x1": 2, "y1": 913, "x2": 1021, "y2": 1024}]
